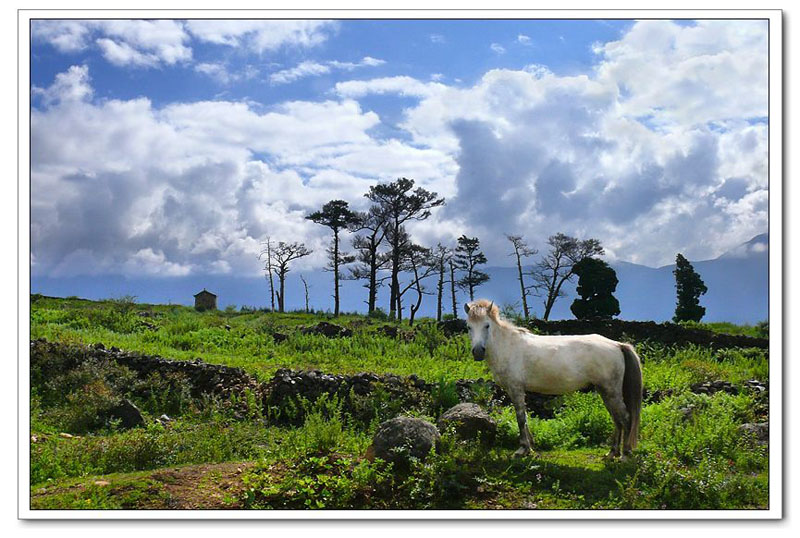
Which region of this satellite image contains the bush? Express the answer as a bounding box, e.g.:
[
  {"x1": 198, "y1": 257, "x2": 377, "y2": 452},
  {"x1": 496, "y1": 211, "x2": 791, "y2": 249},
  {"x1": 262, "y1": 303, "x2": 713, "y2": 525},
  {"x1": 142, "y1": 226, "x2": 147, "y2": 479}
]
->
[{"x1": 367, "y1": 308, "x2": 389, "y2": 322}]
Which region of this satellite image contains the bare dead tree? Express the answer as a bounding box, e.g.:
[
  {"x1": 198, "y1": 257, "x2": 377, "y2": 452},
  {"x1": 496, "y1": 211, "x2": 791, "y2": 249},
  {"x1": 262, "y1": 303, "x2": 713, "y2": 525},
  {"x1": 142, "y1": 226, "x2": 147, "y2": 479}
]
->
[
  {"x1": 526, "y1": 233, "x2": 603, "y2": 320},
  {"x1": 432, "y1": 243, "x2": 452, "y2": 321},
  {"x1": 269, "y1": 241, "x2": 313, "y2": 313},
  {"x1": 300, "y1": 274, "x2": 311, "y2": 313},
  {"x1": 258, "y1": 237, "x2": 277, "y2": 311},
  {"x1": 449, "y1": 259, "x2": 458, "y2": 318},
  {"x1": 506, "y1": 234, "x2": 538, "y2": 319}
]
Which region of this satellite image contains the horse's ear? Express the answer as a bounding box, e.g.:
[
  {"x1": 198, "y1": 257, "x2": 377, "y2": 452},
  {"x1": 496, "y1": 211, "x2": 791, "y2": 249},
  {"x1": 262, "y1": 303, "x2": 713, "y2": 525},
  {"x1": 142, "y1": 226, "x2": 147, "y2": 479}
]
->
[
  {"x1": 463, "y1": 302, "x2": 471, "y2": 315},
  {"x1": 488, "y1": 301, "x2": 495, "y2": 315}
]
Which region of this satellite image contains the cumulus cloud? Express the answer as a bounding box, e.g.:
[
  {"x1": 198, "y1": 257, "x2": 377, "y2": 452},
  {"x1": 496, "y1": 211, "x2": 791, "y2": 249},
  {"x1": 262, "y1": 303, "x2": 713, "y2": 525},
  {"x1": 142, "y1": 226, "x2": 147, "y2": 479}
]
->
[
  {"x1": 33, "y1": 19, "x2": 337, "y2": 69},
  {"x1": 30, "y1": 64, "x2": 454, "y2": 277},
  {"x1": 374, "y1": 20, "x2": 769, "y2": 266},
  {"x1": 30, "y1": 19, "x2": 769, "y2": 277},
  {"x1": 33, "y1": 20, "x2": 192, "y2": 67}
]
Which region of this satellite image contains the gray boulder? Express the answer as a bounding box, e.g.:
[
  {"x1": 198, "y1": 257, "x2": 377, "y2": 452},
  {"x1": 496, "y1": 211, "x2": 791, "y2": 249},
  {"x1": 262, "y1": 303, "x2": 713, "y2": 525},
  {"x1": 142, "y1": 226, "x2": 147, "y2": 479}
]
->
[
  {"x1": 437, "y1": 403, "x2": 497, "y2": 441},
  {"x1": 109, "y1": 398, "x2": 145, "y2": 429},
  {"x1": 739, "y1": 422, "x2": 769, "y2": 445},
  {"x1": 368, "y1": 416, "x2": 440, "y2": 465}
]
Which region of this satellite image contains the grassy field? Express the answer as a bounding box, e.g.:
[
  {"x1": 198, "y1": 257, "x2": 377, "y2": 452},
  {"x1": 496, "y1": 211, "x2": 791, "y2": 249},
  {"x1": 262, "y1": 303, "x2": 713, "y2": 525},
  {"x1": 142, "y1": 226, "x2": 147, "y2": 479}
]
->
[{"x1": 29, "y1": 295, "x2": 770, "y2": 510}]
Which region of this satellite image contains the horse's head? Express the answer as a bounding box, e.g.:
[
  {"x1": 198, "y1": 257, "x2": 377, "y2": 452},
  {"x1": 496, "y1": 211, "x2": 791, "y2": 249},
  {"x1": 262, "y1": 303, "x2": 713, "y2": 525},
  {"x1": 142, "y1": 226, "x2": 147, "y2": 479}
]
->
[{"x1": 464, "y1": 299, "x2": 498, "y2": 361}]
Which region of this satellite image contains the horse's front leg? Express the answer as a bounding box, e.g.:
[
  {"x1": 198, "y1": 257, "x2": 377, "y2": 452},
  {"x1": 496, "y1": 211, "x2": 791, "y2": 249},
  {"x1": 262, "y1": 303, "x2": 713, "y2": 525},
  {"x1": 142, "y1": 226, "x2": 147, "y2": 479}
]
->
[{"x1": 510, "y1": 389, "x2": 534, "y2": 457}]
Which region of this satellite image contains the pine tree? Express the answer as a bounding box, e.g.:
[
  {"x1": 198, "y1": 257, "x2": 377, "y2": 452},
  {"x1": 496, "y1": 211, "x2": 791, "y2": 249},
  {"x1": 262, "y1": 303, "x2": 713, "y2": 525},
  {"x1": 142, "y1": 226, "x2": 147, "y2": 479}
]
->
[
  {"x1": 306, "y1": 200, "x2": 360, "y2": 316},
  {"x1": 454, "y1": 235, "x2": 490, "y2": 301},
  {"x1": 673, "y1": 253, "x2": 708, "y2": 322}
]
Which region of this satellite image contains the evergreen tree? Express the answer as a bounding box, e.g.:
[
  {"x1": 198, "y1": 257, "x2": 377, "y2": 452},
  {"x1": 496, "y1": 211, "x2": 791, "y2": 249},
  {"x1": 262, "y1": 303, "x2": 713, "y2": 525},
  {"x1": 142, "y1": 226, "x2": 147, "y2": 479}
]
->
[
  {"x1": 454, "y1": 235, "x2": 490, "y2": 301},
  {"x1": 365, "y1": 178, "x2": 444, "y2": 320},
  {"x1": 673, "y1": 253, "x2": 708, "y2": 322},
  {"x1": 570, "y1": 257, "x2": 620, "y2": 320},
  {"x1": 306, "y1": 200, "x2": 360, "y2": 317}
]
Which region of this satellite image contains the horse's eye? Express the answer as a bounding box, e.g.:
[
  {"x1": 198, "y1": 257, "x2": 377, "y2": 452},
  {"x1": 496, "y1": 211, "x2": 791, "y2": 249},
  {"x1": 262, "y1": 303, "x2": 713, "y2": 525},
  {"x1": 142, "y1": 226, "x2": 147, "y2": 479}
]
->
[{"x1": 485, "y1": 323, "x2": 490, "y2": 329}]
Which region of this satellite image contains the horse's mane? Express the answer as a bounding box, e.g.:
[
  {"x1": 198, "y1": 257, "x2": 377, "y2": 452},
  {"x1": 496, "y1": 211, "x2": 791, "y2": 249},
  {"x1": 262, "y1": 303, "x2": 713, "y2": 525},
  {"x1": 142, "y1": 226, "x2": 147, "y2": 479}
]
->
[{"x1": 467, "y1": 299, "x2": 532, "y2": 335}]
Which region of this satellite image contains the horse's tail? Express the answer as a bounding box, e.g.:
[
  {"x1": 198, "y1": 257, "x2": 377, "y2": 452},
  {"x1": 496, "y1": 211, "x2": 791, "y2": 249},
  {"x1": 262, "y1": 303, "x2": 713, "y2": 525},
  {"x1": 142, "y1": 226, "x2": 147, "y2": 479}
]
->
[{"x1": 620, "y1": 343, "x2": 643, "y2": 449}]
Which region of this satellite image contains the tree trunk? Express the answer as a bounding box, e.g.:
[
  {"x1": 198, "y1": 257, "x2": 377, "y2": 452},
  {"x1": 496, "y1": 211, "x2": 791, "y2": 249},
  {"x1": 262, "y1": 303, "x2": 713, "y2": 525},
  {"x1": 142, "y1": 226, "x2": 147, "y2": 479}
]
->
[
  {"x1": 333, "y1": 232, "x2": 340, "y2": 317},
  {"x1": 436, "y1": 262, "x2": 444, "y2": 322},
  {"x1": 266, "y1": 241, "x2": 276, "y2": 311},
  {"x1": 300, "y1": 275, "x2": 310, "y2": 313},
  {"x1": 409, "y1": 263, "x2": 423, "y2": 327},
  {"x1": 449, "y1": 260, "x2": 458, "y2": 317},
  {"x1": 515, "y1": 251, "x2": 529, "y2": 318},
  {"x1": 278, "y1": 273, "x2": 286, "y2": 313}
]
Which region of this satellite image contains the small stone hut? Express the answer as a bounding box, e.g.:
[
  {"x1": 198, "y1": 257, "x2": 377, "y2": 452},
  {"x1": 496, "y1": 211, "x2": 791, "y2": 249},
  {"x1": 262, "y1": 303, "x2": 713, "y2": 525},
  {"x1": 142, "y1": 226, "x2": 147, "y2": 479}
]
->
[{"x1": 194, "y1": 289, "x2": 217, "y2": 311}]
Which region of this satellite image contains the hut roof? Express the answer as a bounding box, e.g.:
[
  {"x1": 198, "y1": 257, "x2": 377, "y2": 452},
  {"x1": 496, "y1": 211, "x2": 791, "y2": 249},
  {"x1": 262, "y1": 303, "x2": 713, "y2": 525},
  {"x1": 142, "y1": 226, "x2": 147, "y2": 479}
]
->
[{"x1": 194, "y1": 289, "x2": 217, "y2": 298}]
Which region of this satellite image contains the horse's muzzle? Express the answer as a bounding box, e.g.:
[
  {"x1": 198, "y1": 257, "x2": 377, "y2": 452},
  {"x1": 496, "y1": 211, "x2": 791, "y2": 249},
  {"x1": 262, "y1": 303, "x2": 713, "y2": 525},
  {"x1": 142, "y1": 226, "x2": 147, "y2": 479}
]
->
[{"x1": 471, "y1": 345, "x2": 485, "y2": 361}]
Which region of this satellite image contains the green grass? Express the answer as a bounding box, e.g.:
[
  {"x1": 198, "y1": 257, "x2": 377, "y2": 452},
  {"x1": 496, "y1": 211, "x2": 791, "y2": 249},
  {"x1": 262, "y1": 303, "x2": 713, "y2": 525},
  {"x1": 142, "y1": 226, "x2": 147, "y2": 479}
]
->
[
  {"x1": 29, "y1": 295, "x2": 770, "y2": 510},
  {"x1": 30, "y1": 295, "x2": 482, "y2": 381}
]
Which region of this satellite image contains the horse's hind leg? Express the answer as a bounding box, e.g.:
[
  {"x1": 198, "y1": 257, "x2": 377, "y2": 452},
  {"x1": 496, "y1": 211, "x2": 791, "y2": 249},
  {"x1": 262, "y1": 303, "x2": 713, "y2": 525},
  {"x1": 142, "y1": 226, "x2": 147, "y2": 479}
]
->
[
  {"x1": 598, "y1": 387, "x2": 629, "y2": 459},
  {"x1": 510, "y1": 389, "x2": 533, "y2": 457}
]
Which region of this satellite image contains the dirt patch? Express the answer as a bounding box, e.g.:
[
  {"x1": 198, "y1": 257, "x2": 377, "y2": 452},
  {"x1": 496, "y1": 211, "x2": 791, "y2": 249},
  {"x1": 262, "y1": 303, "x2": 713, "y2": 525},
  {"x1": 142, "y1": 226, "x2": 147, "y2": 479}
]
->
[
  {"x1": 150, "y1": 462, "x2": 256, "y2": 509},
  {"x1": 32, "y1": 462, "x2": 257, "y2": 510}
]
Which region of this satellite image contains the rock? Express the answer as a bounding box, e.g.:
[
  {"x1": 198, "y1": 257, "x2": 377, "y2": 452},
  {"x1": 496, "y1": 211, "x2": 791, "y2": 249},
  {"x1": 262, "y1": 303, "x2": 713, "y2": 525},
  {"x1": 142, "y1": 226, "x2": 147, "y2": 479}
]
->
[
  {"x1": 159, "y1": 414, "x2": 172, "y2": 423},
  {"x1": 368, "y1": 416, "x2": 441, "y2": 465},
  {"x1": 58, "y1": 433, "x2": 73, "y2": 439},
  {"x1": 679, "y1": 405, "x2": 696, "y2": 421},
  {"x1": 376, "y1": 325, "x2": 399, "y2": 338},
  {"x1": 302, "y1": 322, "x2": 353, "y2": 338},
  {"x1": 437, "y1": 403, "x2": 497, "y2": 441},
  {"x1": 271, "y1": 332, "x2": 288, "y2": 344},
  {"x1": 739, "y1": 422, "x2": 769, "y2": 444},
  {"x1": 109, "y1": 398, "x2": 146, "y2": 429}
]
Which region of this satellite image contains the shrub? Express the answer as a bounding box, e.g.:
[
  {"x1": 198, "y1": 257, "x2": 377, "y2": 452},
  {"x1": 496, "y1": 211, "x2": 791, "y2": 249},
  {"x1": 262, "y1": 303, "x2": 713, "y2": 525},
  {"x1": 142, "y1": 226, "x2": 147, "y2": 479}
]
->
[{"x1": 367, "y1": 308, "x2": 389, "y2": 322}]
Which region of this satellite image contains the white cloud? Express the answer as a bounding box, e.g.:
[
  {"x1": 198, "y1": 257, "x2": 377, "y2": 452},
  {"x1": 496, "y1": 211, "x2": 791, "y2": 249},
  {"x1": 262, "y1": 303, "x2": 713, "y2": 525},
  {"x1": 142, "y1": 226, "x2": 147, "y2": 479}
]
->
[
  {"x1": 31, "y1": 20, "x2": 769, "y2": 276},
  {"x1": 430, "y1": 34, "x2": 445, "y2": 44},
  {"x1": 32, "y1": 64, "x2": 92, "y2": 106},
  {"x1": 33, "y1": 20, "x2": 191, "y2": 68},
  {"x1": 33, "y1": 19, "x2": 334, "y2": 69},
  {"x1": 184, "y1": 20, "x2": 337, "y2": 52},
  {"x1": 517, "y1": 34, "x2": 531, "y2": 45},
  {"x1": 490, "y1": 43, "x2": 506, "y2": 54},
  {"x1": 595, "y1": 20, "x2": 768, "y2": 127},
  {"x1": 334, "y1": 76, "x2": 445, "y2": 99},
  {"x1": 96, "y1": 38, "x2": 160, "y2": 67},
  {"x1": 31, "y1": 65, "x2": 454, "y2": 277},
  {"x1": 31, "y1": 20, "x2": 92, "y2": 52},
  {"x1": 269, "y1": 56, "x2": 385, "y2": 85}
]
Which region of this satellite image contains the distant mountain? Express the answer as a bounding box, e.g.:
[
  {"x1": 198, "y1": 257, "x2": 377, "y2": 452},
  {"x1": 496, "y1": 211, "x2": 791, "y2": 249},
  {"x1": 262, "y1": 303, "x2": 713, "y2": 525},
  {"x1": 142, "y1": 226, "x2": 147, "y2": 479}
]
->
[{"x1": 31, "y1": 234, "x2": 769, "y2": 324}]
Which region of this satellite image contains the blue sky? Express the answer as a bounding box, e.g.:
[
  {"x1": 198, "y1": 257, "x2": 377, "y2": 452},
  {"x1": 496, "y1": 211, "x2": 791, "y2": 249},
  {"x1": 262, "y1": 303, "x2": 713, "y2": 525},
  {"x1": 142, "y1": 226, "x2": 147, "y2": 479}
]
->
[{"x1": 30, "y1": 18, "x2": 769, "y2": 278}]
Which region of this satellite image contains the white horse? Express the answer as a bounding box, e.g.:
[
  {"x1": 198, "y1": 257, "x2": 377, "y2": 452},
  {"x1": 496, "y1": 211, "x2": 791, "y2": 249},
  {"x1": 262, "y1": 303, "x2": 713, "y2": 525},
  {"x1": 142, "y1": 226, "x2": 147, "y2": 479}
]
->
[{"x1": 464, "y1": 299, "x2": 642, "y2": 459}]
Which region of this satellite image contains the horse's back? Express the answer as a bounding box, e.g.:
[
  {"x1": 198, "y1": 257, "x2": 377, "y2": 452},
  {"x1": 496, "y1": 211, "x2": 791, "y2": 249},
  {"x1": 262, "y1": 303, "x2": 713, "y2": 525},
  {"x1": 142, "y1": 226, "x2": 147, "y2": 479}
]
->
[{"x1": 504, "y1": 332, "x2": 625, "y2": 395}]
